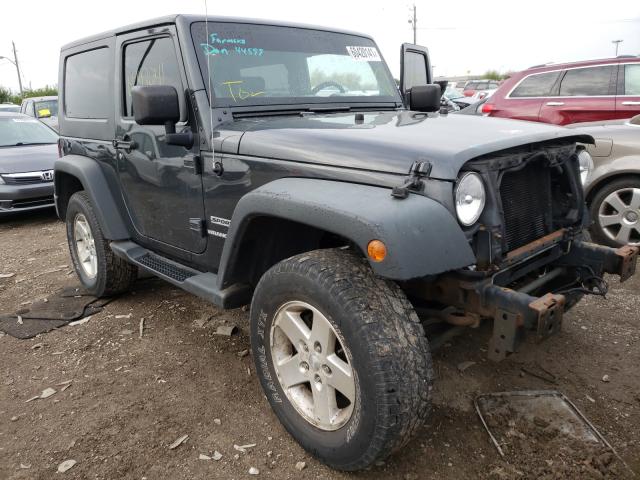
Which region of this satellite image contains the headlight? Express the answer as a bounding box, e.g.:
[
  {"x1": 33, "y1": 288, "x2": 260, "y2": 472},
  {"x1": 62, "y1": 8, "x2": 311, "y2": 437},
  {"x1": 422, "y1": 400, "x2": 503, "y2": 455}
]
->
[
  {"x1": 577, "y1": 150, "x2": 593, "y2": 185},
  {"x1": 0, "y1": 175, "x2": 5, "y2": 185},
  {"x1": 455, "y1": 172, "x2": 486, "y2": 226}
]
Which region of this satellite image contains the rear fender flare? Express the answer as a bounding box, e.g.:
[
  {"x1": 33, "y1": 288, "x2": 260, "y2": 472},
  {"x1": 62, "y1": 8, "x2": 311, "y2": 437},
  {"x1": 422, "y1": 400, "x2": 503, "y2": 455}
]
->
[{"x1": 54, "y1": 155, "x2": 129, "y2": 240}]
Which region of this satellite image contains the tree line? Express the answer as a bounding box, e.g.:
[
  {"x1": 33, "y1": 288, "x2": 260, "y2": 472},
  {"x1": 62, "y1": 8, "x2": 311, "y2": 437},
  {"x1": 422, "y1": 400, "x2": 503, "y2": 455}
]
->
[{"x1": 0, "y1": 85, "x2": 58, "y2": 105}]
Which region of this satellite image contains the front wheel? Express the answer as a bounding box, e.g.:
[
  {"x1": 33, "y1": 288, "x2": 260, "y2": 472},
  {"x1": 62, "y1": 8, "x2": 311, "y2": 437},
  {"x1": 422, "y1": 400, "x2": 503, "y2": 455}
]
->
[
  {"x1": 65, "y1": 191, "x2": 137, "y2": 297},
  {"x1": 250, "y1": 248, "x2": 433, "y2": 471}
]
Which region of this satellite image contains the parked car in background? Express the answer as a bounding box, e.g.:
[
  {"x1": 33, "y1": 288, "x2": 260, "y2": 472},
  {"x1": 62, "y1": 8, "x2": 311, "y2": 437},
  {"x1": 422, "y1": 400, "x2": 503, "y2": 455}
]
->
[
  {"x1": 463, "y1": 79, "x2": 500, "y2": 97},
  {"x1": 443, "y1": 87, "x2": 475, "y2": 110},
  {"x1": 482, "y1": 56, "x2": 640, "y2": 125},
  {"x1": 0, "y1": 103, "x2": 20, "y2": 113},
  {"x1": 456, "y1": 97, "x2": 488, "y2": 115},
  {"x1": 20, "y1": 96, "x2": 59, "y2": 131},
  {"x1": 568, "y1": 114, "x2": 640, "y2": 246},
  {"x1": 0, "y1": 112, "x2": 58, "y2": 215}
]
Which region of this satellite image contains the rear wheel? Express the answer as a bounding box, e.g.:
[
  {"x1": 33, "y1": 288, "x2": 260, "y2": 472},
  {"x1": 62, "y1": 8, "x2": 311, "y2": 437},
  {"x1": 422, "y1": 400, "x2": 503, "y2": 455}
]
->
[
  {"x1": 66, "y1": 191, "x2": 137, "y2": 297},
  {"x1": 250, "y1": 248, "x2": 433, "y2": 470},
  {"x1": 589, "y1": 178, "x2": 640, "y2": 247}
]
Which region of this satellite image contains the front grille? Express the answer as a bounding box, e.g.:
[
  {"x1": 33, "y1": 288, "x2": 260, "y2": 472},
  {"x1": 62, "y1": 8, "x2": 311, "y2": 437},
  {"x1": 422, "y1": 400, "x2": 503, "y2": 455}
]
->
[
  {"x1": 1, "y1": 171, "x2": 52, "y2": 184},
  {"x1": 10, "y1": 196, "x2": 54, "y2": 208},
  {"x1": 500, "y1": 160, "x2": 552, "y2": 251},
  {"x1": 2, "y1": 175, "x2": 43, "y2": 185}
]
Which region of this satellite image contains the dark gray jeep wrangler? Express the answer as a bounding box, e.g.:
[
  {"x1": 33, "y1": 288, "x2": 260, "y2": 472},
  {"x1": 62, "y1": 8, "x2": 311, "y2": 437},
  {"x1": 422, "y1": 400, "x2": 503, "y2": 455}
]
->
[{"x1": 54, "y1": 15, "x2": 639, "y2": 470}]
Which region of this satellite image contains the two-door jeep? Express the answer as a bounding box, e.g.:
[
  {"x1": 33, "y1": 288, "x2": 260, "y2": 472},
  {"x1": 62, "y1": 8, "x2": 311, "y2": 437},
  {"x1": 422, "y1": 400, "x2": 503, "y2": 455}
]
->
[{"x1": 54, "y1": 15, "x2": 639, "y2": 470}]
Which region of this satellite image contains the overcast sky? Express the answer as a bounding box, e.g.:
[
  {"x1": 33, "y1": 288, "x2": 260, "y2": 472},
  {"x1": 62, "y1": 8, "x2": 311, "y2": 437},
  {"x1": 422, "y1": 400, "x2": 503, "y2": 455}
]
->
[{"x1": 0, "y1": 0, "x2": 639, "y2": 92}]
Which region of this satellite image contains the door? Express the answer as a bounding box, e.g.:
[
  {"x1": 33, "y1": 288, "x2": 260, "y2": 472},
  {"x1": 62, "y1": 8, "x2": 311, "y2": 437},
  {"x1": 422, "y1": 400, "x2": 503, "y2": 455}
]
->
[
  {"x1": 616, "y1": 63, "x2": 640, "y2": 118},
  {"x1": 400, "y1": 43, "x2": 432, "y2": 98},
  {"x1": 539, "y1": 65, "x2": 617, "y2": 125},
  {"x1": 114, "y1": 29, "x2": 206, "y2": 253}
]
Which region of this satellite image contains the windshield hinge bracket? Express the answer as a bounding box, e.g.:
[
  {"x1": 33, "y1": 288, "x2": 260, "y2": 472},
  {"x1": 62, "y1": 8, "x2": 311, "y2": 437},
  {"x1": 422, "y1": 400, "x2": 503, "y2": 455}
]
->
[{"x1": 391, "y1": 160, "x2": 432, "y2": 199}]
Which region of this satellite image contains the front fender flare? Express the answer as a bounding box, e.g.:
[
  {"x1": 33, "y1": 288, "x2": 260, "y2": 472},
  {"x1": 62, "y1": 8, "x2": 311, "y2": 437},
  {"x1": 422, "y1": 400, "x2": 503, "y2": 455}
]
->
[
  {"x1": 54, "y1": 155, "x2": 129, "y2": 240},
  {"x1": 218, "y1": 178, "x2": 475, "y2": 285}
]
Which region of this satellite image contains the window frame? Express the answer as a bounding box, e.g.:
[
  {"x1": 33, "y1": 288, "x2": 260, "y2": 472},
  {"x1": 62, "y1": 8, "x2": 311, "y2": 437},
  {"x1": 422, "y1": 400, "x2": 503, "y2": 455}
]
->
[
  {"x1": 506, "y1": 63, "x2": 623, "y2": 99},
  {"x1": 120, "y1": 33, "x2": 187, "y2": 120},
  {"x1": 63, "y1": 47, "x2": 112, "y2": 119}
]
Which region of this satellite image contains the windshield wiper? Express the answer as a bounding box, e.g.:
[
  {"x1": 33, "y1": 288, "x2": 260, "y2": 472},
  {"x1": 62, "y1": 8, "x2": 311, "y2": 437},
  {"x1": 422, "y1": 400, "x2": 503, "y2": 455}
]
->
[
  {"x1": 307, "y1": 106, "x2": 351, "y2": 113},
  {"x1": 9, "y1": 142, "x2": 55, "y2": 147}
]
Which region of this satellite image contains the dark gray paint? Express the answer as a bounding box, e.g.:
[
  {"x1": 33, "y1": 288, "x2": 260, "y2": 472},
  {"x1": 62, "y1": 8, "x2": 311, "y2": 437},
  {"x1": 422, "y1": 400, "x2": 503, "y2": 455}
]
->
[
  {"x1": 55, "y1": 155, "x2": 129, "y2": 239},
  {"x1": 233, "y1": 112, "x2": 593, "y2": 180},
  {"x1": 218, "y1": 178, "x2": 475, "y2": 283}
]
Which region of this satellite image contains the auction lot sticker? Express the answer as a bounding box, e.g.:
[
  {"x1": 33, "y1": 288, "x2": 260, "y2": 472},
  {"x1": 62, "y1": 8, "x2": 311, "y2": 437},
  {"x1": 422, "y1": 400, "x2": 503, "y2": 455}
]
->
[{"x1": 346, "y1": 46, "x2": 381, "y2": 62}]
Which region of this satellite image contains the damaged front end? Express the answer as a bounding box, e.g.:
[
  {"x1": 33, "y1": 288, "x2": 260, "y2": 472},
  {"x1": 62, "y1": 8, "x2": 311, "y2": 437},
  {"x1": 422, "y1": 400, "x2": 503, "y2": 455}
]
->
[{"x1": 409, "y1": 141, "x2": 639, "y2": 361}]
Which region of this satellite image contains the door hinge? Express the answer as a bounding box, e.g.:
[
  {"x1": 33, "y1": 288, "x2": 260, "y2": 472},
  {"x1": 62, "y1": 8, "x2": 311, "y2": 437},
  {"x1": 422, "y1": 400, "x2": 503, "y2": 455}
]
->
[
  {"x1": 184, "y1": 155, "x2": 203, "y2": 175},
  {"x1": 193, "y1": 155, "x2": 202, "y2": 175},
  {"x1": 189, "y1": 218, "x2": 207, "y2": 237}
]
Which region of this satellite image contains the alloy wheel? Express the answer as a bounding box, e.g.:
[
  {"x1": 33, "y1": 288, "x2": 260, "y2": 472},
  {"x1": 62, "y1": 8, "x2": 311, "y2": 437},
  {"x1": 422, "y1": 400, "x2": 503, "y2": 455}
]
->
[
  {"x1": 73, "y1": 213, "x2": 98, "y2": 278},
  {"x1": 270, "y1": 301, "x2": 356, "y2": 431},
  {"x1": 598, "y1": 187, "x2": 640, "y2": 245}
]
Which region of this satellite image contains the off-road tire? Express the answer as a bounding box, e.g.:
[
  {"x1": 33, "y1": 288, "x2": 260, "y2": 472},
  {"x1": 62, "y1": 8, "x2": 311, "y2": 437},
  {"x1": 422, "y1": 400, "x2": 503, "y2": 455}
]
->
[
  {"x1": 65, "y1": 191, "x2": 137, "y2": 297},
  {"x1": 250, "y1": 248, "x2": 433, "y2": 471},
  {"x1": 589, "y1": 177, "x2": 640, "y2": 247}
]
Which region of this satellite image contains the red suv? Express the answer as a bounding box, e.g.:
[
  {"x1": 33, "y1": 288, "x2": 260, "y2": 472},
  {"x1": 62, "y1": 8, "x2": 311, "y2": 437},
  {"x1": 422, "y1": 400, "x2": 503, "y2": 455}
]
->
[{"x1": 482, "y1": 57, "x2": 640, "y2": 125}]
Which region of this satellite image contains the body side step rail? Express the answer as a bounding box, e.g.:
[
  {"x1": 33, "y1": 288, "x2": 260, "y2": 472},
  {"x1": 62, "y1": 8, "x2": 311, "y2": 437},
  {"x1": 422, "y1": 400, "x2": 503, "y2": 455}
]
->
[{"x1": 110, "y1": 241, "x2": 250, "y2": 309}]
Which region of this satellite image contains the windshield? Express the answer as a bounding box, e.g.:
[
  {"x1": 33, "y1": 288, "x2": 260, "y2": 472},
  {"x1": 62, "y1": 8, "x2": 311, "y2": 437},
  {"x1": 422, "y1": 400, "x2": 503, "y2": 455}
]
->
[
  {"x1": 0, "y1": 117, "x2": 58, "y2": 147},
  {"x1": 192, "y1": 22, "x2": 401, "y2": 109},
  {"x1": 34, "y1": 99, "x2": 59, "y2": 117}
]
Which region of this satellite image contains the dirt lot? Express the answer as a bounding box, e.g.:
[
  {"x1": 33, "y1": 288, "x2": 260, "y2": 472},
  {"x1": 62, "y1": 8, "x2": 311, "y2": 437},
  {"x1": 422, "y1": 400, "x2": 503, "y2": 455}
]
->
[{"x1": 1, "y1": 210, "x2": 639, "y2": 479}]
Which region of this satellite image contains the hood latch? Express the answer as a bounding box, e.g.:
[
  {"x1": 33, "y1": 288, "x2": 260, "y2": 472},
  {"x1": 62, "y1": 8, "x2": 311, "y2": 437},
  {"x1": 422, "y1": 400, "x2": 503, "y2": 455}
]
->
[{"x1": 391, "y1": 160, "x2": 432, "y2": 199}]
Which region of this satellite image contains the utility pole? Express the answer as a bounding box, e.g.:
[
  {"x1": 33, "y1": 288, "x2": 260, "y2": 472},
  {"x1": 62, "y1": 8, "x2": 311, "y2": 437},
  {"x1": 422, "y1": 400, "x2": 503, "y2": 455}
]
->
[
  {"x1": 408, "y1": 4, "x2": 417, "y2": 44},
  {"x1": 11, "y1": 41, "x2": 24, "y2": 96},
  {"x1": 612, "y1": 39, "x2": 623, "y2": 56}
]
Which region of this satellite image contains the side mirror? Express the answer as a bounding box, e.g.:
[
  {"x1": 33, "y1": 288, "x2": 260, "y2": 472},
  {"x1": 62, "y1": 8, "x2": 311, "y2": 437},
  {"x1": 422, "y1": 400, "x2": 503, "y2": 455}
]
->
[
  {"x1": 408, "y1": 84, "x2": 442, "y2": 112},
  {"x1": 131, "y1": 85, "x2": 193, "y2": 148},
  {"x1": 37, "y1": 108, "x2": 52, "y2": 119},
  {"x1": 399, "y1": 43, "x2": 432, "y2": 96}
]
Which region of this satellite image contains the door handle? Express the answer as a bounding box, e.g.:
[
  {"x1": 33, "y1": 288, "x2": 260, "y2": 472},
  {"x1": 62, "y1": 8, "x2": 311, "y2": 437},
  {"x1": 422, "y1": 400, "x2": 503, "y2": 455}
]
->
[
  {"x1": 621, "y1": 101, "x2": 640, "y2": 106},
  {"x1": 112, "y1": 137, "x2": 138, "y2": 153},
  {"x1": 546, "y1": 101, "x2": 565, "y2": 106}
]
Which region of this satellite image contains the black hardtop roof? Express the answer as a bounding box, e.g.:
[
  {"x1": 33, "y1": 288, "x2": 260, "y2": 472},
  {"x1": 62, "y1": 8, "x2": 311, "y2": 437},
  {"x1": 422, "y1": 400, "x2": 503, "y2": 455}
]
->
[{"x1": 61, "y1": 14, "x2": 374, "y2": 50}]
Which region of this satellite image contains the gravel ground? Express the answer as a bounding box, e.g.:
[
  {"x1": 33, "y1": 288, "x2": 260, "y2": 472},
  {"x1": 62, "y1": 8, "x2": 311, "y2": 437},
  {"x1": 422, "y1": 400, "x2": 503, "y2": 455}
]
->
[{"x1": 1, "y1": 210, "x2": 639, "y2": 479}]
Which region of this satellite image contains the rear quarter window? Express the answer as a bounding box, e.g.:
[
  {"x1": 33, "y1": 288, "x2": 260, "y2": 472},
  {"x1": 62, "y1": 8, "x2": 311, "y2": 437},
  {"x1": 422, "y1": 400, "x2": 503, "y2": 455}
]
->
[
  {"x1": 510, "y1": 71, "x2": 560, "y2": 97},
  {"x1": 64, "y1": 48, "x2": 110, "y2": 118}
]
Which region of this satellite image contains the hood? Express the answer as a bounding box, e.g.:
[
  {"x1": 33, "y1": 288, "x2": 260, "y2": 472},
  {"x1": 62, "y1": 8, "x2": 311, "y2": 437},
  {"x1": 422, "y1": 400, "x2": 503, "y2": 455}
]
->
[
  {"x1": 0, "y1": 143, "x2": 58, "y2": 174},
  {"x1": 231, "y1": 111, "x2": 591, "y2": 180}
]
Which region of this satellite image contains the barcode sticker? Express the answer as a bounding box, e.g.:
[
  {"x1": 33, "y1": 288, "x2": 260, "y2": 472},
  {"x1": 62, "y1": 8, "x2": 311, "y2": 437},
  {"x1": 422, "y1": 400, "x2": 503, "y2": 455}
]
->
[{"x1": 346, "y1": 46, "x2": 381, "y2": 62}]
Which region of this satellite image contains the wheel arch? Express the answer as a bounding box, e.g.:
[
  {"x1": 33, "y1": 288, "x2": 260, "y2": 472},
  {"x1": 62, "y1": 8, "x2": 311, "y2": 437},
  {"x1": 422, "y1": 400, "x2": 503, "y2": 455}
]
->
[
  {"x1": 217, "y1": 178, "x2": 475, "y2": 289},
  {"x1": 586, "y1": 170, "x2": 640, "y2": 205},
  {"x1": 54, "y1": 155, "x2": 130, "y2": 240}
]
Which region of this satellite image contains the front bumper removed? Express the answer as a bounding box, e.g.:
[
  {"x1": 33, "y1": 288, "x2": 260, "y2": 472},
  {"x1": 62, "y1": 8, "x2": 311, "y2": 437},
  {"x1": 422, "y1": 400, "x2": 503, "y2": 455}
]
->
[{"x1": 420, "y1": 239, "x2": 639, "y2": 361}]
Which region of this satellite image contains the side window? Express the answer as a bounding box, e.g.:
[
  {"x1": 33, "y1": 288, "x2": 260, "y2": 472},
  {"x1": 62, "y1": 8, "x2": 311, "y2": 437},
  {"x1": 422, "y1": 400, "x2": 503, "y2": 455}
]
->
[
  {"x1": 65, "y1": 48, "x2": 110, "y2": 118},
  {"x1": 558, "y1": 66, "x2": 614, "y2": 96},
  {"x1": 403, "y1": 51, "x2": 428, "y2": 90},
  {"x1": 123, "y1": 37, "x2": 183, "y2": 118},
  {"x1": 510, "y1": 71, "x2": 561, "y2": 98},
  {"x1": 624, "y1": 64, "x2": 640, "y2": 95}
]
